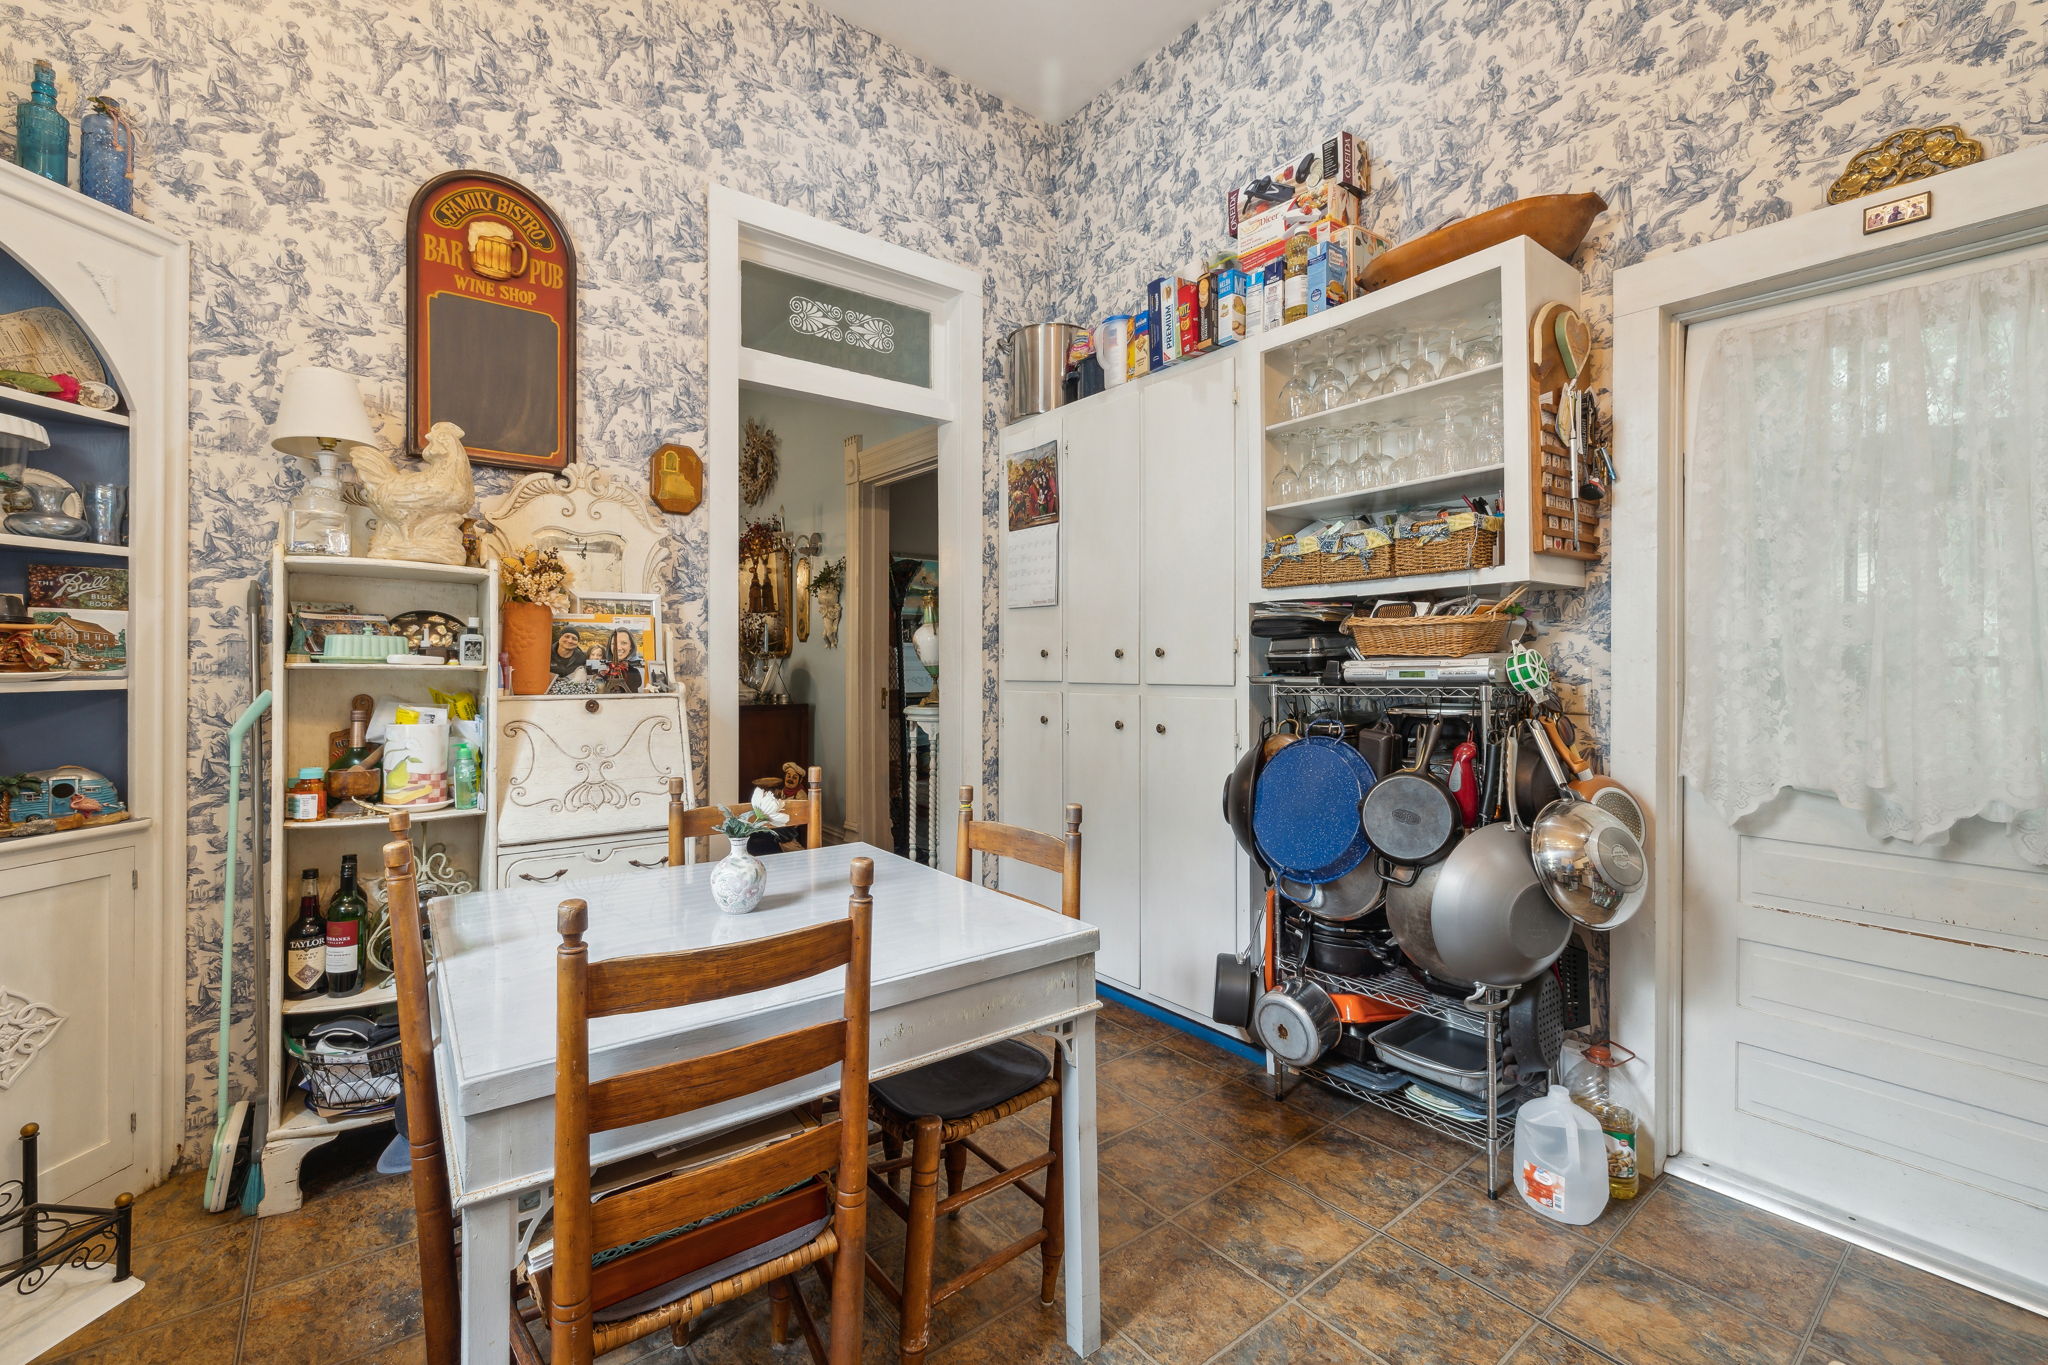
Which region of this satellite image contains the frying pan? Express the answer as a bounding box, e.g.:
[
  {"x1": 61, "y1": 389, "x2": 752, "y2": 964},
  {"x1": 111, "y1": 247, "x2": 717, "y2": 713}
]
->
[
  {"x1": 1539, "y1": 716, "x2": 1649, "y2": 841},
  {"x1": 1251, "y1": 976, "x2": 1410, "y2": 1068},
  {"x1": 1525, "y1": 729, "x2": 1649, "y2": 931},
  {"x1": 1361, "y1": 718, "x2": 1460, "y2": 869},
  {"x1": 1252, "y1": 727, "x2": 1377, "y2": 885}
]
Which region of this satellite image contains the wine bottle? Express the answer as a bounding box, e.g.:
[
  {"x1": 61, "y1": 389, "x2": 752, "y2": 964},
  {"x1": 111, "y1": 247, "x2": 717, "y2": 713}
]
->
[
  {"x1": 325, "y1": 854, "x2": 367, "y2": 995},
  {"x1": 283, "y1": 868, "x2": 327, "y2": 1000},
  {"x1": 325, "y1": 694, "x2": 380, "y2": 816}
]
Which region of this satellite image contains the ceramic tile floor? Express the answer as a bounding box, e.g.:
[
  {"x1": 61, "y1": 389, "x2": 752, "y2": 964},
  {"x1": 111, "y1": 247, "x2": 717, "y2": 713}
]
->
[{"x1": 34, "y1": 999, "x2": 2048, "y2": 1365}]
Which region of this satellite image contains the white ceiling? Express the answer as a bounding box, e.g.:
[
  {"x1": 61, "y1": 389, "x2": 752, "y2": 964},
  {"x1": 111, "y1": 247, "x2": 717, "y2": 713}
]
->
[{"x1": 812, "y1": 0, "x2": 1226, "y2": 122}]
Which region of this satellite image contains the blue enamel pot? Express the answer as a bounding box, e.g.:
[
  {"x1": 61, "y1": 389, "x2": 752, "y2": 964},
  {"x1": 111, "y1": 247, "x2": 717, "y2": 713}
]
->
[{"x1": 1252, "y1": 728, "x2": 1376, "y2": 885}]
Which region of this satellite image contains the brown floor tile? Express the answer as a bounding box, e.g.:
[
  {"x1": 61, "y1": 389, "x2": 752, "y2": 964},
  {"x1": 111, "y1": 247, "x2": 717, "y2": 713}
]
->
[
  {"x1": 1207, "y1": 1303, "x2": 1380, "y2": 1364},
  {"x1": 1459, "y1": 1160, "x2": 1648, "y2": 1240},
  {"x1": 1271, "y1": 1072, "x2": 1360, "y2": 1124},
  {"x1": 252, "y1": 1172, "x2": 416, "y2": 1290},
  {"x1": 1092, "y1": 1018, "x2": 1146, "y2": 1061},
  {"x1": 123, "y1": 1166, "x2": 248, "y2": 1249},
  {"x1": 1175, "y1": 1168, "x2": 1370, "y2": 1295},
  {"x1": 1099, "y1": 1044, "x2": 1232, "y2": 1110},
  {"x1": 911, "y1": 1205, "x2": 1045, "y2": 1349},
  {"x1": 52, "y1": 1220, "x2": 254, "y2": 1352},
  {"x1": 1264, "y1": 1123, "x2": 1445, "y2": 1227},
  {"x1": 1094, "y1": 1078, "x2": 1162, "y2": 1141},
  {"x1": 33, "y1": 1301, "x2": 242, "y2": 1365},
  {"x1": 1169, "y1": 1078, "x2": 1328, "y2": 1161},
  {"x1": 1298, "y1": 1237, "x2": 1536, "y2": 1365},
  {"x1": 1337, "y1": 1095, "x2": 1486, "y2": 1172},
  {"x1": 1611, "y1": 1177, "x2": 1841, "y2": 1335},
  {"x1": 241, "y1": 1239, "x2": 424, "y2": 1364},
  {"x1": 937, "y1": 1293, "x2": 1154, "y2": 1365},
  {"x1": 1550, "y1": 1252, "x2": 1801, "y2": 1365},
  {"x1": 1503, "y1": 1325, "x2": 1623, "y2": 1364},
  {"x1": 1810, "y1": 1246, "x2": 2048, "y2": 1365},
  {"x1": 337, "y1": 1334, "x2": 431, "y2": 1365},
  {"x1": 686, "y1": 1277, "x2": 891, "y2": 1365},
  {"x1": 1099, "y1": 1224, "x2": 1285, "y2": 1364},
  {"x1": 974, "y1": 1161, "x2": 1160, "y2": 1255},
  {"x1": 1188, "y1": 1046, "x2": 1274, "y2": 1089},
  {"x1": 1099, "y1": 1114, "x2": 1255, "y2": 1215},
  {"x1": 1386, "y1": 1177, "x2": 1597, "y2": 1312}
]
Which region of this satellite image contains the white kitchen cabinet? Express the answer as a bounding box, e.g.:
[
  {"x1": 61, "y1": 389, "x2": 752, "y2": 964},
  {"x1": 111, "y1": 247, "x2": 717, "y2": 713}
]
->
[
  {"x1": 1063, "y1": 690, "x2": 1143, "y2": 987},
  {"x1": 1060, "y1": 387, "x2": 1142, "y2": 685},
  {"x1": 1141, "y1": 364, "x2": 1239, "y2": 686},
  {"x1": 996, "y1": 686, "x2": 1065, "y2": 912},
  {"x1": 999, "y1": 413, "x2": 1063, "y2": 682},
  {"x1": 0, "y1": 845, "x2": 140, "y2": 1207},
  {"x1": 1139, "y1": 693, "x2": 1242, "y2": 1016}
]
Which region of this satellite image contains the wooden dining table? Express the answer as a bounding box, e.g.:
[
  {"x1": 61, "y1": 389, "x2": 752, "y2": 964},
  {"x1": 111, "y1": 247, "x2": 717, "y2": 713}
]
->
[{"x1": 425, "y1": 841, "x2": 1102, "y2": 1363}]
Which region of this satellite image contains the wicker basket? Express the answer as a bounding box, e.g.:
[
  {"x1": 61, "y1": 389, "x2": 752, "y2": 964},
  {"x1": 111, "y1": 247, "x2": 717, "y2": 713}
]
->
[
  {"x1": 1261, "y1": 545, "x2": 1393, "y2": 588},
  {"x1": 1393, "y1": 517, "x2": 1503, "y2": 577},
  {"x1": 1339, "y1": 612, "x2": 1515, "y2": 658}
]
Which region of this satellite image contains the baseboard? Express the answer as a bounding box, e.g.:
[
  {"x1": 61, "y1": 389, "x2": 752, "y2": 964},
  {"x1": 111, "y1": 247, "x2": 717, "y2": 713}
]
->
[{"x1": 1095, "y1": 982, "x2": 1263, "y2": 1063}]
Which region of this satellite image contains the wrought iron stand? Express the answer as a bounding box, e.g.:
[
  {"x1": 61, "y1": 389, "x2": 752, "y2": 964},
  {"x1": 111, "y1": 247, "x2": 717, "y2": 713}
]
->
[{"x1": 1, "y1": 1124, "x2": 134, "y2": 1296}]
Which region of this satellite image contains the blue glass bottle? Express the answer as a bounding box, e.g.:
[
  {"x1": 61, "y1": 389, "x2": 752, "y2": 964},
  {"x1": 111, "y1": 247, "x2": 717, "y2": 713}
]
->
[
  {"x1": 79, "y1": 97, "x2": 133, "y2": 212},
  {"x1": 14, "y1": 60, "x2": 69, "y2": 184}
]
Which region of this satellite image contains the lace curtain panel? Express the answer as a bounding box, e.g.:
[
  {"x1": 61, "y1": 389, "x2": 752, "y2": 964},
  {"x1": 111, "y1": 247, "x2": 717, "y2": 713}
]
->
[{"x1": 1682, "y1": 252, "x2": 2048, "y2": 864}]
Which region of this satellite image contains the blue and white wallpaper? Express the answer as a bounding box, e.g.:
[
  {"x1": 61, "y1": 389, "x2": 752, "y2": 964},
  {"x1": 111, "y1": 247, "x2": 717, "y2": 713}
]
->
[{"x1": 7, "y1": 0, "x2": 2047, "y2": 1146}]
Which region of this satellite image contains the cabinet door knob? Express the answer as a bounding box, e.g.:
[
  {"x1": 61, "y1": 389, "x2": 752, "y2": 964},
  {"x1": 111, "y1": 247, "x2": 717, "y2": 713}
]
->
[
  {"x1": 518, "y1": 868, "x2": 569, "y2": 883},
  {"x1": 584, "y1": 699, "x2": 600, "y2": 714},
  {"x1": 1154, "y1": 646, "x2": 1166, "y2": 658},
  {"x1": 1156, "y1": 723, "x2": 1167, "y2": 735},
  {"x1": 1114, "y1": 719, "x2": 1125, "y2": 730},
  {"x1": 1114, "y1": 648, "x2": 1124, "y2": 659},
  {"x1": 1039, "y1": 715, "x2": 1049, "y2": 724},
  {"x1": 1039, "y1": 648, "x2": 1049, "y2": 658}
]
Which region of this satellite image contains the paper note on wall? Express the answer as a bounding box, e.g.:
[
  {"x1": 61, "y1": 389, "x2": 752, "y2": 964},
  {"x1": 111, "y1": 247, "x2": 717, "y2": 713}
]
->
[{"x1": 1004, "y1": 440, "x2": 1059, "y2": 609}]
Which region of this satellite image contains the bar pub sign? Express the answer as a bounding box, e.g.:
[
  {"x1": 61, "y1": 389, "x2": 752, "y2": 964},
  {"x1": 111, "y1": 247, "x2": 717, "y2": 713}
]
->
[{"x1": 407, "y1": 170, "x2": 577, "y2": 471}]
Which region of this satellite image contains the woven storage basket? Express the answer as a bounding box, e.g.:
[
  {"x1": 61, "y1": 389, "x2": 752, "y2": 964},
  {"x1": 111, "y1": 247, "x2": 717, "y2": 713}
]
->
[
  {"x1": 1394, "y1": 518, "x2": 1502, "y2": 577},
  {"x1": 1339, "y1": 612, "x2": 1515, "y2": 658},
  {"x1": 1260, "y1": 545, "x2": 1392, "y2": 588}
]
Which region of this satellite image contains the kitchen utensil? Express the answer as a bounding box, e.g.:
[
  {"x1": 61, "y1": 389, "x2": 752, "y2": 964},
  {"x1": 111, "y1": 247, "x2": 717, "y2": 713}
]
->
[
  {"x1": 5, "y1": 469, "x2": 87, "y2": 538},
  {"x1": 1512, "y1": 720, "x2": 1563, "y2": 818},
  {"x1": 1361, "y1": 718, "x2": 1459, "y2": 867},
  {"x1": 1368, "y1": 1013, "x2": 1504, "y2": 1100},
  {"x1": 1212, "y1": 954, "x2": 1259, "y2": 1028},
  {"x1": 1507, "y1": 970, "x2": 1565, "y2": 1084},
  {"x1": 1353, "y1": 717, "x2": 1401, "y2": 781},
  {"x1": 1252, "y1": 726, "x2": 1377, "y2": 885},
  {"x1": 1005, "y1": 322, "x2": 1083, "y2": 421},
  {"x1": 1537, "y1": 717, "x2": 1648, "y2": 838},
  {"x1": 1449, "y1": 737, "x2": 1480, "y2": 828},
  {"x1": 1530, "y1": 796, "x2": 1649, "y2": 931},
  {"x1": 1382, "y1": 855, "x2": 1470, "y2": 988},
  {"x1": 1278, "y1": 853, "x2": 1384, "y2": 922},
  {"x1": 1221, "y1": 729, "x2": 1267, "y2": 868},
  {"x1": 1362, "y1": 192, "x2": 1608, "y2": 291},
  {"x1": 1306, "y1": 912, "x2": 1401, "y2": 975},
  {"x1": 1261, "y1": 717, "x2": 1302, "y2": 760},
  {"x1": 1428, "y1": 739, "x2": 1573, "y2": 988},
  {"x1": 1253, "y1": 977, "x2": 1409, "y2": 1067}
]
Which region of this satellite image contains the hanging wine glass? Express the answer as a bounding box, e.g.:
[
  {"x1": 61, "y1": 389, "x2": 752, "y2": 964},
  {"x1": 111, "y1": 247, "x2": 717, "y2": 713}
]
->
[
  {"x1": 1335, "y1": 420, "x2": 1370, "y2": 495},
  {"x1": 1354, "y1": 419, "x2": 1389, "y2": 490},
  {"x1": 1306, "y1": 430, "x2": 1341, "y2": 498}
]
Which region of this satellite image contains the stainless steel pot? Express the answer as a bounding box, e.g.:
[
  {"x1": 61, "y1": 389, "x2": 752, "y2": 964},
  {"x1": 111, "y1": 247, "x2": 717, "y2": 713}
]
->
[
  {"x1": 1530, "y1": 799, "x2": 1648, "y2": 929},
  {"x1": 1006, "y1": 323, "x2": 1083, "y2": 421},
  {"x1": 1251, "y1": 980, "x2": 1340, "y2": 1067}
]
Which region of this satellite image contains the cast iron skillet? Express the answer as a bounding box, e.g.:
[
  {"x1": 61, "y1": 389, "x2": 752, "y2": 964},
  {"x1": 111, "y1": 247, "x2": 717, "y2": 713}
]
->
[
  {"x1": 1222, "y1": 719, "x2": 1269, "y2": 871},
  {"x1": 1361, "y1": 718, "x2": 1460, "y2": 870}
]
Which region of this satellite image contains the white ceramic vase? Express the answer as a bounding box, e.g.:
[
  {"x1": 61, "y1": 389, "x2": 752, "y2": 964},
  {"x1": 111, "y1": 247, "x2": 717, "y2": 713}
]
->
[{"x1": 711, "y1": 847, "x2": 767, "y2": 914}]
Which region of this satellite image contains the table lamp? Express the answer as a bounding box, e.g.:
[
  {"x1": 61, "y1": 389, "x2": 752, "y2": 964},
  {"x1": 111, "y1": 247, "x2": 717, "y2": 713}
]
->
[{"x1": 270, "y1": 365, "x2": 377, "y2": 556}]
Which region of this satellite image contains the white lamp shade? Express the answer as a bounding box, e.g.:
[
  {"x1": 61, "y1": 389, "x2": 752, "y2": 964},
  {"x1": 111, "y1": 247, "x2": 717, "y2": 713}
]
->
[{"x1": 270, "y1": 365, "x2": 379, "y2": 457}]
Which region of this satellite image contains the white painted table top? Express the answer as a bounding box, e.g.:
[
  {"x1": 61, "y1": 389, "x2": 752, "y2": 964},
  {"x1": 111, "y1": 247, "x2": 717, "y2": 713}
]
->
[{"x1": 428, "y1": 842, "x2": 1098, "y2": 1114}]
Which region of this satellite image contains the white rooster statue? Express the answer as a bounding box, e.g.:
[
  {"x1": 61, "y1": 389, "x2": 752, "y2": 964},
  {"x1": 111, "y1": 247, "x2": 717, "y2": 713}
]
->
[{"x1": 350, "y1": 420, "x2": 476, "y2": 565}]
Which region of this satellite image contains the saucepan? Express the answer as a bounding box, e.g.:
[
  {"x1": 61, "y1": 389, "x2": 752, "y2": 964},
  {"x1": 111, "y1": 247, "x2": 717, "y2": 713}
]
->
[
  {"x1": 1251, "y1": 977, "x2": 1409, "y2": 1068},
  {"x1": 1526, "y1": 722, "x2": 1649, "y2": 930}
]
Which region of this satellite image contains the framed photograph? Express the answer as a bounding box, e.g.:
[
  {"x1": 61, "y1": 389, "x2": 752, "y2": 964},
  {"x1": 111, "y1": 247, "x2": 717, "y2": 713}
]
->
[
  {"x1": 1862, "y1": 190, "x2": 1932, "y2": 234},
  {"x1": 545, "y1": 610, "x2": 655, "y2": 695}
]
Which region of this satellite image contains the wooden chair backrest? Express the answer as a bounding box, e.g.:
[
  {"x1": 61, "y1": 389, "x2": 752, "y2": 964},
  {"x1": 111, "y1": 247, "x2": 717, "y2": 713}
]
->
[
  {"x1": 667, "y1": 767, "x2": 825, "y2": 867},
  {"x1": 953, "y1": 787, "x2": 1083, "y2": 919},
  {"x1": 382, "y1": 813, "x2": 460, "y2": 1364},
  {"x1": 549, "y1": 858, "x2": 874, "y2": 1363}
]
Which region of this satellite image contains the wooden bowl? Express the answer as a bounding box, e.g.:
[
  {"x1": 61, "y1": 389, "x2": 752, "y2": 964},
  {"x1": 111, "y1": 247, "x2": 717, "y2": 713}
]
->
[{"x1": 1363, "y1": 192, "x2": 1609, "y2": 292}]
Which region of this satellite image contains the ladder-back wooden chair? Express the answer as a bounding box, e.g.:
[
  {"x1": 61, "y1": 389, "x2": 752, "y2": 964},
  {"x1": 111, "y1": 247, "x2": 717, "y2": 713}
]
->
[
  {"x1": 528, "y1": 859, "x2": 874, "y2": 1365},
  {"x1": 865, "y1": 789, "x2": 1081, "y2": 1363},
  {"x1": 667, "y1": 766, "x2": 825, "y2": 867}
]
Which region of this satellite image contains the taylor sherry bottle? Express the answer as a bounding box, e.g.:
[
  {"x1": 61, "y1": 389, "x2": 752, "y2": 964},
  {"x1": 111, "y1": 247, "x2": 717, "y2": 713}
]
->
[
  {"x1": 324, "y1": 854, "x2": 367, "y2": 995},
  {"x1": 282, "y1": 868, "x2": 327, "y2": 1000}
]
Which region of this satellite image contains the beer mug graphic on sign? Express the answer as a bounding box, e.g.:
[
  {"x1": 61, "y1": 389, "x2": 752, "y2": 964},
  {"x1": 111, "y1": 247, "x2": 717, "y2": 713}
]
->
[{"x1": 466, "y1": 220, "x2": 528, "y2": 281}]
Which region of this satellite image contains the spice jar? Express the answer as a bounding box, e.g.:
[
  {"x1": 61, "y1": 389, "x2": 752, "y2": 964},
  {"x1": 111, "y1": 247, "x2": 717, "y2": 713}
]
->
[{"x1": 285, "y1": 767, "x2": 328, "y2": 822}]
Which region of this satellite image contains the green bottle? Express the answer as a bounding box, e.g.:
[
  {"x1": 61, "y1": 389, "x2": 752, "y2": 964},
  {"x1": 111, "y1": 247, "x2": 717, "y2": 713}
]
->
[
  {"x1": 324, "y1": 854, "x2": 367, "y2": 994},
  {"x1": 15, "y1": 60, "x2": 69, "y2": 184}
]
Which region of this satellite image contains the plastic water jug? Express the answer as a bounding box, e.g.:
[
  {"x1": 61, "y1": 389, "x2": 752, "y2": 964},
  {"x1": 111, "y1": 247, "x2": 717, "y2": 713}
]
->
[{"x1": 1513, "y1": 1085, "x2": 1609, "y2": 1225}]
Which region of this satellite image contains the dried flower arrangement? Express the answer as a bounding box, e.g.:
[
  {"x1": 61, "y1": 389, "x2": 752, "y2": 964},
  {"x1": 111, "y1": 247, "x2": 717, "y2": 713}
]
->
[{"x1": 499, "y1": 545, "x2": 571, "y2": 608}]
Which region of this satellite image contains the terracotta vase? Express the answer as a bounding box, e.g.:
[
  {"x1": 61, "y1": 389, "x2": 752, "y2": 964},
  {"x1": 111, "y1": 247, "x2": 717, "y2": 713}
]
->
[{"x1": 501, "y1": 600, "x2": 552, "y2": 695}]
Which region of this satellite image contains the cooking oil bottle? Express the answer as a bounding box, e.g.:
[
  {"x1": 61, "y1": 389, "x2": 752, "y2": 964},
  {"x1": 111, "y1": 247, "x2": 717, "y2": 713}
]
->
[{"x1": 1563, "y1": 1040, "x2": 1640, "y2": 1200}]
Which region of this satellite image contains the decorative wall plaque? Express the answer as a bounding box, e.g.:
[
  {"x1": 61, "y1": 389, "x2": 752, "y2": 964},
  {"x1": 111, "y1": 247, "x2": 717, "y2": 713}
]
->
[
  {"x1": 1827, "y1": 125, "x2": 1984, "y2": 205},
  {"x1": 649, "y1": 443, "x2": 703, "y2": 515},
  {"x1": 407, "y1": 170, "x2": 577, "y2": 471}
]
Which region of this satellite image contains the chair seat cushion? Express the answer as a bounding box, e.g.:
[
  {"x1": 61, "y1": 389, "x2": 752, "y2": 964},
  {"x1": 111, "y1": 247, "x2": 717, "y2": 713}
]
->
[{"x1": 872, "y1": 1038, "x2": 1052, "y2": 1122}]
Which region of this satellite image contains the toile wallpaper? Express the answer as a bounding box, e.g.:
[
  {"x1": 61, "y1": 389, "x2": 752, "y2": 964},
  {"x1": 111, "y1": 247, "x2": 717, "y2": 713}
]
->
[{"x1": 7, "y1": 0, "x2": 2045, "y2": 1148}]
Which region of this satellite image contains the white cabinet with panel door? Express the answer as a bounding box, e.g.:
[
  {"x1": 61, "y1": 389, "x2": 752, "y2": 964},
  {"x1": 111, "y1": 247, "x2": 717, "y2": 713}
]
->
[
  {"x1": 1060, "y1": 387, "x2": 1142, "y2": 685},
  {"x1": 1140, "y1": 364, "x2": 1239, "y2": 687},
  {"x1": 1064, "y1": 689, "x2": 1144, "y2": 987},
  {"x1": 1138, "y1": 693, "x2": 1241, "y2": 1015},
  {"x1": 996, "y1": 685, "x2": 1065, "y2": 912},
  {"x1": 998, "y1": 411, "x2": 1063, "y2": 682}
]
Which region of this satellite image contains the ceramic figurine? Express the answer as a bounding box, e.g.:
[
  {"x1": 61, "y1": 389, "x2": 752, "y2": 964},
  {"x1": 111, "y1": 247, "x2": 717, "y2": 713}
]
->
[{"x1": 349, "y1": 420, "x2": 476, "y2": 565}]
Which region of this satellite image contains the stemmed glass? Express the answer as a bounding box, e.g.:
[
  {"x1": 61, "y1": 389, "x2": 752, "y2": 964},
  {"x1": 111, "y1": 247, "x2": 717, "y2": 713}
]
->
[
  {"x1": 1461, "y1": 303, "x2": 1504, "y2": 370},
  {"x1": 1384, "y1": 335, "x2": 1420, "y2": 392},
  {"x1": 1277, "y1": 351, "x2": 1313, "y2": 421},
  {"x1": 1307, "y1": 333, "x2": 1348, "y2": 412},
  {"x1": 1343, "y1": 331, "x2": 1385, "y2": 405},
  {"x1": 1305, "y1": 431, "x2": 1343, "y2": 498},
  {"x1": 1354, "y1": 419, "x2": 1388, "y2": 490},
  {"x1": 1417, "y1": 325, "x2": 1457, "y2": 384},
  {"x1": 1335, "y1": 420, "x2": 1372, "y2": 495},
  {"x1": 1380, "y1": 419, "x2": 1418, "y2": 484},
  {"x1": 1270, "y1": 431, "x2": 1307, "y2": 503}
]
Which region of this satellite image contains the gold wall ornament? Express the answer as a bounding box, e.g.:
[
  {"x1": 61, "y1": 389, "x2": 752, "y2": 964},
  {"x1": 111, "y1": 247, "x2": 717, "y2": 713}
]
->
[
  {"x1": 648, "y1": 442, "x2": 702, "y2": 515},
  {"x1": 1828, "y1": 125, "x2": 1985, "y2": 204}
]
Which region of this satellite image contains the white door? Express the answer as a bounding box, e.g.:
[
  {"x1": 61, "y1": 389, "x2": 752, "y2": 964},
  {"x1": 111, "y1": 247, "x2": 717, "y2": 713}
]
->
[
  {"x1": 1140, "y1": 362, "x2": 1237, "y2": 686},
  {"x1": 1679, "y1": 253, "x2": 2048, "y2": 1302},
  {"x1": 1060, "y1": 389, "x2": 1141, "y2": 685},
  {"x1": 1139, "y1": 692, "x2": 1240, "y2": 1017},
  {"x1": 1065, "y1": 690, "x2": 1143, "y2": 986},
  {"x1": 0, "y1": 847, "x2": 141, "y2": 1204},
  {"x1": 998, "y1": 413, "x2": 1064, "y2": 682},
  {"x1": 997, "y1": 686, "x2": 1065, "y2": 912}
]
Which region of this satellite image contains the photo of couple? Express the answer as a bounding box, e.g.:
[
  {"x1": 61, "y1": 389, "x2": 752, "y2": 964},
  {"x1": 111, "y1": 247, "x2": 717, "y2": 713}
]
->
[{"x1": 547, "y1": 623, "x2": 644, "y2": 695}]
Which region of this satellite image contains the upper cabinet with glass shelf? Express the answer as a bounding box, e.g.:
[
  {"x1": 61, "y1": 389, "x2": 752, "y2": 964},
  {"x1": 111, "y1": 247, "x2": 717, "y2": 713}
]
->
[{"x1": 1246, "y1": 236, "x2": 1590, "y2": 600}]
